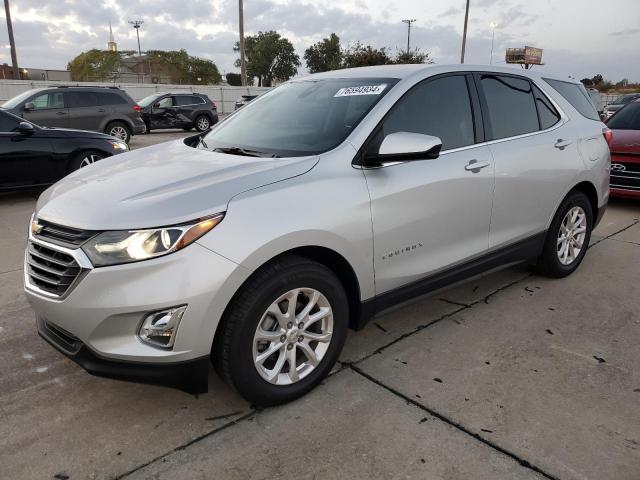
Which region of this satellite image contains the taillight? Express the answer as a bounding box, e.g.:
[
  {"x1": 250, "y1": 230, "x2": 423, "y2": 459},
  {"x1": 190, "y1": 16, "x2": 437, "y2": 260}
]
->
[
  {"x1": 602, "y1": 127, "x2": 613, "y2": 148},
  {"x1": 212, "y1": 101, "x2": 217, "y2": 110},
  {"x1": 133, "y1": 104, "x2": 141, "y2": 112}
]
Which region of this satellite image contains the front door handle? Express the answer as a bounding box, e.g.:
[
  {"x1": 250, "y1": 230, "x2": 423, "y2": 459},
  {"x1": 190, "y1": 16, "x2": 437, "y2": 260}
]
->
[
  {"x1": 554, "y1": 139, "x2": 573, "y2": 150},
  {"x1": 465, "y1": 159, "x2": 491, "y2": 172},
  {"x1": 56, "y1": 111, "x2": 66, "y2": 115}
]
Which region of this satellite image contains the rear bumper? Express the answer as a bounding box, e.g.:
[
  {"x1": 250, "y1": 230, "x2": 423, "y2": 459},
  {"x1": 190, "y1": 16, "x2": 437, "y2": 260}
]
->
[
  {"x1": 610, "y1": 187, "x2": 640, "y2": 199},
  {"x1": 37, "y1": 316, "x2": 210, "y2": 394}
]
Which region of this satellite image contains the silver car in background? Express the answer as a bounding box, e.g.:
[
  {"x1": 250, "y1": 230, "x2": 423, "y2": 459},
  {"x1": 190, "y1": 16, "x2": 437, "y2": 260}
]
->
[{"x1": 25, "y1": 65, "x2": 610, "y2": 405}]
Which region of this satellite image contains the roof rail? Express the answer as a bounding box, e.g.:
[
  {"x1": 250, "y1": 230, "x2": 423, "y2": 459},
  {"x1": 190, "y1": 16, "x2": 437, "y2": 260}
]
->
[{"x1": 53, "y1": 85, "x2": 121, "y2": 90}]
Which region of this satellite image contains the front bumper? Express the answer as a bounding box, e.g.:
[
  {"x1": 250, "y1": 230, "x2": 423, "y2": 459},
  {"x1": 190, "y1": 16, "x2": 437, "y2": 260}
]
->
[{"x1": 25, "y1": 237, "x2": 251, "y2": 391}]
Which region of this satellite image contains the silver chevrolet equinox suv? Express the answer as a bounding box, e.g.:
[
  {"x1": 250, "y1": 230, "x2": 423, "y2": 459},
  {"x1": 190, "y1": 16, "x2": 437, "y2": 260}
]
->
[{"x1": 25, "y1": 65, "x2": 610, "y2": 405}]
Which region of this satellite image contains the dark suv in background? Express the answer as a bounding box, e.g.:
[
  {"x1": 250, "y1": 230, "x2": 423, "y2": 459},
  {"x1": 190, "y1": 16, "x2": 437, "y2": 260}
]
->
[
  {"x1": 137, "y1": 92, "x2": 218, "y2": 133},
  {"x1": 1, "y1": 86, "x2": 145, "y2": 143}
]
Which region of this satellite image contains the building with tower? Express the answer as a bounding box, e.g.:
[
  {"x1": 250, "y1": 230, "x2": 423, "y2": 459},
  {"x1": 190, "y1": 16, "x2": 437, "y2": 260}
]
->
[{"x1": 107, "y1": 22, "x2": 117, "y2": 52}]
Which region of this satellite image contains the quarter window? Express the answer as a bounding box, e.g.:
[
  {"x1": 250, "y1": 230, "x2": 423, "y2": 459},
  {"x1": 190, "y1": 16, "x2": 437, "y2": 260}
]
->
[
  {"x1": 375, "y1": 75, "x2": 475, "y2": 151},
  {"x1": 480, "y1": 75, "x2": 539, "y2": 140},
  {"x1": 533, "y1": 85, "x2": 561, "y2": 130},
  {"x1": 543, "y1": 78, "x2": 600, "y2": 121}
]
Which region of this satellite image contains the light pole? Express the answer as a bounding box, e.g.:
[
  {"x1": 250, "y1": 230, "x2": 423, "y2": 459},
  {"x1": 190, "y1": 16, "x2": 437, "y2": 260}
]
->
[
  {"x1": 128, "y1": 20, "x2": 144, "y2": 57},
  {"x1": 460, "y1": 0, "x2": 470, "y2": 63},
  {"x1": 401, "y1": 19, "x2": 416, "y2": 52},
  {"x1": 3, "y1": 0, "x2": 19, "y2": 79},
  {"x1": 238, "y1": 0, "x2": 247, "y2": 87},
  {"x1": 489, "y1": 22, "x2": 498, "y2": 64}
]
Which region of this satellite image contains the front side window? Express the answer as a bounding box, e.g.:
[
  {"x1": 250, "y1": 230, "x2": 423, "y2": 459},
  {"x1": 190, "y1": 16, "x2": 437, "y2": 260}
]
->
[
  {"x1": 156, "y1": 97, "x2": 174, "y2": 108},
  {"x1": 32, "y1": 92, "x2": 64, "y2": 110},
  {"x1": 607, "y1": 103, "x2": 640, "y2": 130},
  {"x1": 481, "y1": 75, "x2": 539, "y2": 140},
  {"x1": 202, "y1": 77, "x2": 398, "y2": 157},
  {"x1": 544, "y1": 78, "x2": 600, "y2": 121},
  {"x1": 370, "y1": 75, "x2": 475, "y2": 152}
]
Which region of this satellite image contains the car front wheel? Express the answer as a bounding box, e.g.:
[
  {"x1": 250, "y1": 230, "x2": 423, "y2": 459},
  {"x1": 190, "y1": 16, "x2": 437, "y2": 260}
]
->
[
  {"x1": 536, "y1": 190, "x2": 593, "y2": 278},
  {"x1": 213, "y1": 256, "x2": 348, "y2": 406},
  {"x1": 70, "y1": 150, "x2": 104, "y2": 172}
]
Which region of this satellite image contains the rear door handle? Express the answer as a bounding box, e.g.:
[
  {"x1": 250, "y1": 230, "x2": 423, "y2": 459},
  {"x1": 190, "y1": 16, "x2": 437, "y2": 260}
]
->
[
  {"x1": 554, "y1": 139, "x2": 573, "y2": 149},
  {"x1": 97, "y1": 108, "x2": 106, "y2": 113},
  {"x1": 56, "y1": 111, "x2": 66, "y2": 116},
  {"x1": 465, "y1": 159, "x2": 491, "y2": 172}
]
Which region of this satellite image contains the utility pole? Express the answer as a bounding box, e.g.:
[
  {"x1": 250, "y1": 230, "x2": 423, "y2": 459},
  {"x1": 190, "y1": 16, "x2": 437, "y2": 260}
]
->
[
  {"x1": 238, "y1": 0, "x2": 247, "y2": 86},
  {"x1": 401, "y1": 19, "x2": 416, "y2": 53},
  {"x1": 3, "y1": 0, "x2": 19, "y2": 79},
  {"x1": 460, "y1": 0, "x2": 470, "y2": 64},
  {"x1": 128, "y1": 20, "x2": 144, "y2": 57}
]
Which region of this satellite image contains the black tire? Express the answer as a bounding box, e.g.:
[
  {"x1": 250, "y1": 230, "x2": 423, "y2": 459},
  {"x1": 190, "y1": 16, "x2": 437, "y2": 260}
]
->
[
  {"x1": 105, "y1": 121, "x2": 131, "y2": 143},
  {"x1": 194, "y1": 115, "x2": 211, "y2": 132},
  {"x1": 213, "y1": 255, "x2": 349, "y2": 406},
  {"x1": 69, "y1": 150, "x2": 104, "y2": 172},
  {"x1": 536, "y1": 190, "x2": 593, "y2": 278}
]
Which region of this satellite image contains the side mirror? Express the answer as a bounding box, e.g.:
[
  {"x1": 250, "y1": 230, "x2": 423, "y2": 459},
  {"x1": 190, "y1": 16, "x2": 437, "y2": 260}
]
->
[
  {"x1": 17, "y1": 122, "x2": 35, "y2": 135},
  {"x1": 371, "y1": 132, "x2": 442, "y2": 164},
  {"x1": 24, "y1": 101, "x2": 35, "y2": 111},
  {"x1": 152, "y1": 102, "x2": 160, "y2": 108}
]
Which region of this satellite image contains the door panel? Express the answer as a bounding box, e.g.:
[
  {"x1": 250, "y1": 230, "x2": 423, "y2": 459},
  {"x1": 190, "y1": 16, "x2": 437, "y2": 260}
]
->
[
  {"x1": 364, "y1": 146, "x2": 494, "y2": 294},
  {"x1": 23, "y1": 92, "x2": 69, "y2": 128},
  {"x1": 0, "y1": 133, "x2": 54, "y2": 188},
  {"x1": 65, "y1": 92, "x2": 103, "y2": 131},
  {"x1": 149, "y1": 96, "x2": 177, "y2": 129},
  {"x1": 362, "y1": 74, "x2": 494, "y2": 295}
]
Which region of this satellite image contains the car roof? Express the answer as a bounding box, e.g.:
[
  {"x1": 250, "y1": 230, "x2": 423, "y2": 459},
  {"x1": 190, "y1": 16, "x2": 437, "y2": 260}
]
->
[{"x1": 295, "y1": 64, "x2": 582, "y2": 85}]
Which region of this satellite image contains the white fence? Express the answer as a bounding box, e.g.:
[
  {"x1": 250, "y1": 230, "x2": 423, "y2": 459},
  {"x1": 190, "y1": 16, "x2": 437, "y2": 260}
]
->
[{"x1": 0, "y1": 80, "x2": 272, "y2": 114}]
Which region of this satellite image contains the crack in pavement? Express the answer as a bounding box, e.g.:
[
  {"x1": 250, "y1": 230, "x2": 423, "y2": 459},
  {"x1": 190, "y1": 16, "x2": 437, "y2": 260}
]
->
[
  {"x1": 589, "y1": 219, "x2": 639, "y2": 248},
  {"x1": 349, "y1": 364, "x2": 560, "y2": 480}
]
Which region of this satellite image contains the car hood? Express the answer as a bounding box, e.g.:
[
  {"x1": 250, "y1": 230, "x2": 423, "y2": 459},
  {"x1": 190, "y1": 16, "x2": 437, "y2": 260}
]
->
[
  {"x1": 36, "y1": 140, "x2": 319, "y2": 230},
  {"x1": 40, "y1": 127, "x2": 115, "y2": 140}
]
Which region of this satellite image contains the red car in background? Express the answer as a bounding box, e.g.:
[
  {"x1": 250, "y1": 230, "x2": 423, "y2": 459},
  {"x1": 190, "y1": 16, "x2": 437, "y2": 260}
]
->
[{"x1": 606, "y1": 99, "x2": 640, "y2": 199}]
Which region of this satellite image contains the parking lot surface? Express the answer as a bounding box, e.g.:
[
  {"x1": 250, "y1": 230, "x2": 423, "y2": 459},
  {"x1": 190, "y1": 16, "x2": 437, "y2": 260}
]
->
[{"x1": 1, "y1": 131, "x2": 639, "y2": 479}]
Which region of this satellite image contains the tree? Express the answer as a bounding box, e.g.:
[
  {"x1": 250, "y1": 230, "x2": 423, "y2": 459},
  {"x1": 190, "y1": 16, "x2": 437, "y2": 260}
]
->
[
  {"x1": 393, "y1": 48, "x2": 433, "y2": 65},
  {"x1": 67, "y1": 49, "x2": 134, "y2": 81},
  {"x1": 342, "y1": 42, "x2": 392, "y2": 68},
  {"x1": 304, "y1": 33, "x2": 342, "y2": 73},
  {"x1": 235, "y1": 31, "x2": 300, "y2": 86},
  {"x1": 226, "y1": 72, "x2": 242, "y2": 86},
  {"x1": 580, "y1": 78, "x2": 593, "y2": 87},
  {"x1": 146, "y1": 49, "x2": 221, "y2": 84},
  {"x1": 591, "y1": 74, "x2": 604, "y2": 85}
]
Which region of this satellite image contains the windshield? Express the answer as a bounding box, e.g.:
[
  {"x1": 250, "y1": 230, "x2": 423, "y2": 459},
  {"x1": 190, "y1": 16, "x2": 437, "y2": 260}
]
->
[
  {"x1": 203, "y1": 77, "x2": 398, "y2": 157},
  {"x1": 607, "y1": 103, "x2": 640, "y2": 130},
  {"x1": 2, "y1": 89, "x2": 40, "y2": 108},
  {"x1": 137, "y1": 93, "x2": 163, "y2": 107}
]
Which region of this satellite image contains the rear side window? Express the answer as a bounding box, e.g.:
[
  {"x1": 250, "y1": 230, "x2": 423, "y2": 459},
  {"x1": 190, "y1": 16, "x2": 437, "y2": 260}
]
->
[
  {"x1": 607, "y1": 103, "x2": 640, "y2": 130},
  {"x1": 533, "y1": 85, "x2": 561, "y2": 130},
  {"x1": 98, "y1": 92, "x2": 128, "y2": 105},
  {"x1": 378, "y1": 74, "x2": 475, "y2": 151},
  {"x1": 544, "y1": 79, "x2": 600, "y2": 121},
  {"x1": 480, "y1": 75, "x2": 539, "y2": 140},
  {"x1": 66, "y1": 92, "x2": 99, "y2": 108}
]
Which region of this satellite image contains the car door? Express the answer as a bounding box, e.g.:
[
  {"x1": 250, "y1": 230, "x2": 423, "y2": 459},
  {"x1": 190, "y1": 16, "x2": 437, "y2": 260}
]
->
[
  {"x1": 361, "y1": 73, "x2": 495, "y2": 294},
  {"x1": 474, "y1": 73, "x2": 580, "y2": 248},
  {"x1": 173, "y1": 95, "x2": 200, "y2": 126},
  {"x1": 150, "y1": 95, "x2": 177, "y2": 129},
  {"x1": 22, "y1": 91, "x2": 69, "y2": 128},
  {"x1": 65, "y1": 91, "x2": 103, "y2": 131},
  {"x1": 0, "y1": 112, "x2": 54, "y2": 188}
]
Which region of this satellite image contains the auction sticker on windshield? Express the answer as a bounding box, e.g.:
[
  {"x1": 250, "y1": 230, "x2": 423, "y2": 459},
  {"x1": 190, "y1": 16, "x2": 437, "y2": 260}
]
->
[{"x1": 334, "y1": 84, "x2": 387, "y2": 97}]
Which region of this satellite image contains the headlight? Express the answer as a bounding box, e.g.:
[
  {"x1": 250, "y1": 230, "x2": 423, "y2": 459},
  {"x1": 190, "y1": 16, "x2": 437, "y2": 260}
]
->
[
  {"x1": 108, "y1": 140, "x2": 129, "y2": 151},
  {"x1": 82, "y1": 214, "x2": 224, "y2": 267}
]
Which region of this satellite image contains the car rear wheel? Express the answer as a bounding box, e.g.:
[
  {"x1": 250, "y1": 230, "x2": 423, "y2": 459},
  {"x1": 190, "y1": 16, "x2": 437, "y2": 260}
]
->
[
  {"x1": 536, "y1": 191, "x2": 593, "y2": 278},
  {"x1": 105, "y1": 121, "x2": 131, "y2": 143},
  {"x1": 213, "y1": 255, "x2": 348, "y2": 406},
  {"x1": 194, "y1": 115, "x2": 211, "y2": 132},
  {"x1": 70, "y1": 150, "x2": 104, "y2": 172}
]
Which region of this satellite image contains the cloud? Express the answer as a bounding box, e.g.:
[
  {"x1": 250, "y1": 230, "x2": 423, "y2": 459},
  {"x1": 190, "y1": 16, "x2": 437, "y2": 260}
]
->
[{"x1": 609, "y1": 28, "x2": 640, "y2": 37}]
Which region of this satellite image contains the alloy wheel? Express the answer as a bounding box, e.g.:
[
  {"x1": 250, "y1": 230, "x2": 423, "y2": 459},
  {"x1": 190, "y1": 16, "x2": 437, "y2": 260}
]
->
[
  {"x1": 79, "y1": 154, "x2": 102, "y2": 168},
  {"x1": 196, "y1": 117, "x2": 210, "y2": 130},
  {"x1": 253, "y1": 288, "x2": 333, "y2": 385},
  {"x1": 109, "y1": 126, "x2": 128, "y2": 140},
  {"x1": 557, "y1": 206, "x2": 587, "y2": 265}
]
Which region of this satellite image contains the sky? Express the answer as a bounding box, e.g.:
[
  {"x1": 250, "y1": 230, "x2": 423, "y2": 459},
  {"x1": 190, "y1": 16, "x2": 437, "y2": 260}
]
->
[{"x1": 2, "y1": 0, "x2": 639, "y2": 82}]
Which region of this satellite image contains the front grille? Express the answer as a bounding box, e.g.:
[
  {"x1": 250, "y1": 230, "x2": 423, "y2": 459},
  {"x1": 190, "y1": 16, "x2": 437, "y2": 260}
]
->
[
  {"x1": 35, "y1": 220, "x2": 97, "y2": 247},
  {"x1": 610, "y1": 161, "x2": 640, "y2": 191},
  {"x1": 26, "y1": 242, "x2": 82, "y2": 296}
]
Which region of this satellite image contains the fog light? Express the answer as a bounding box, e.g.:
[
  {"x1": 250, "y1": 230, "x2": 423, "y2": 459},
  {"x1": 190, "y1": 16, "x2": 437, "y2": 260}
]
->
[{"x1": 138, "y1": 305, "x2": 187, "y2": 348}]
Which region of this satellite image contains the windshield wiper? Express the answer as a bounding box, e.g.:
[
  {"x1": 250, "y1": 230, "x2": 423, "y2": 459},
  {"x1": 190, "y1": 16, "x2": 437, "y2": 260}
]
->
[{"x1": 213, "y1": 146, "x2": 280, "y2": 158}]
